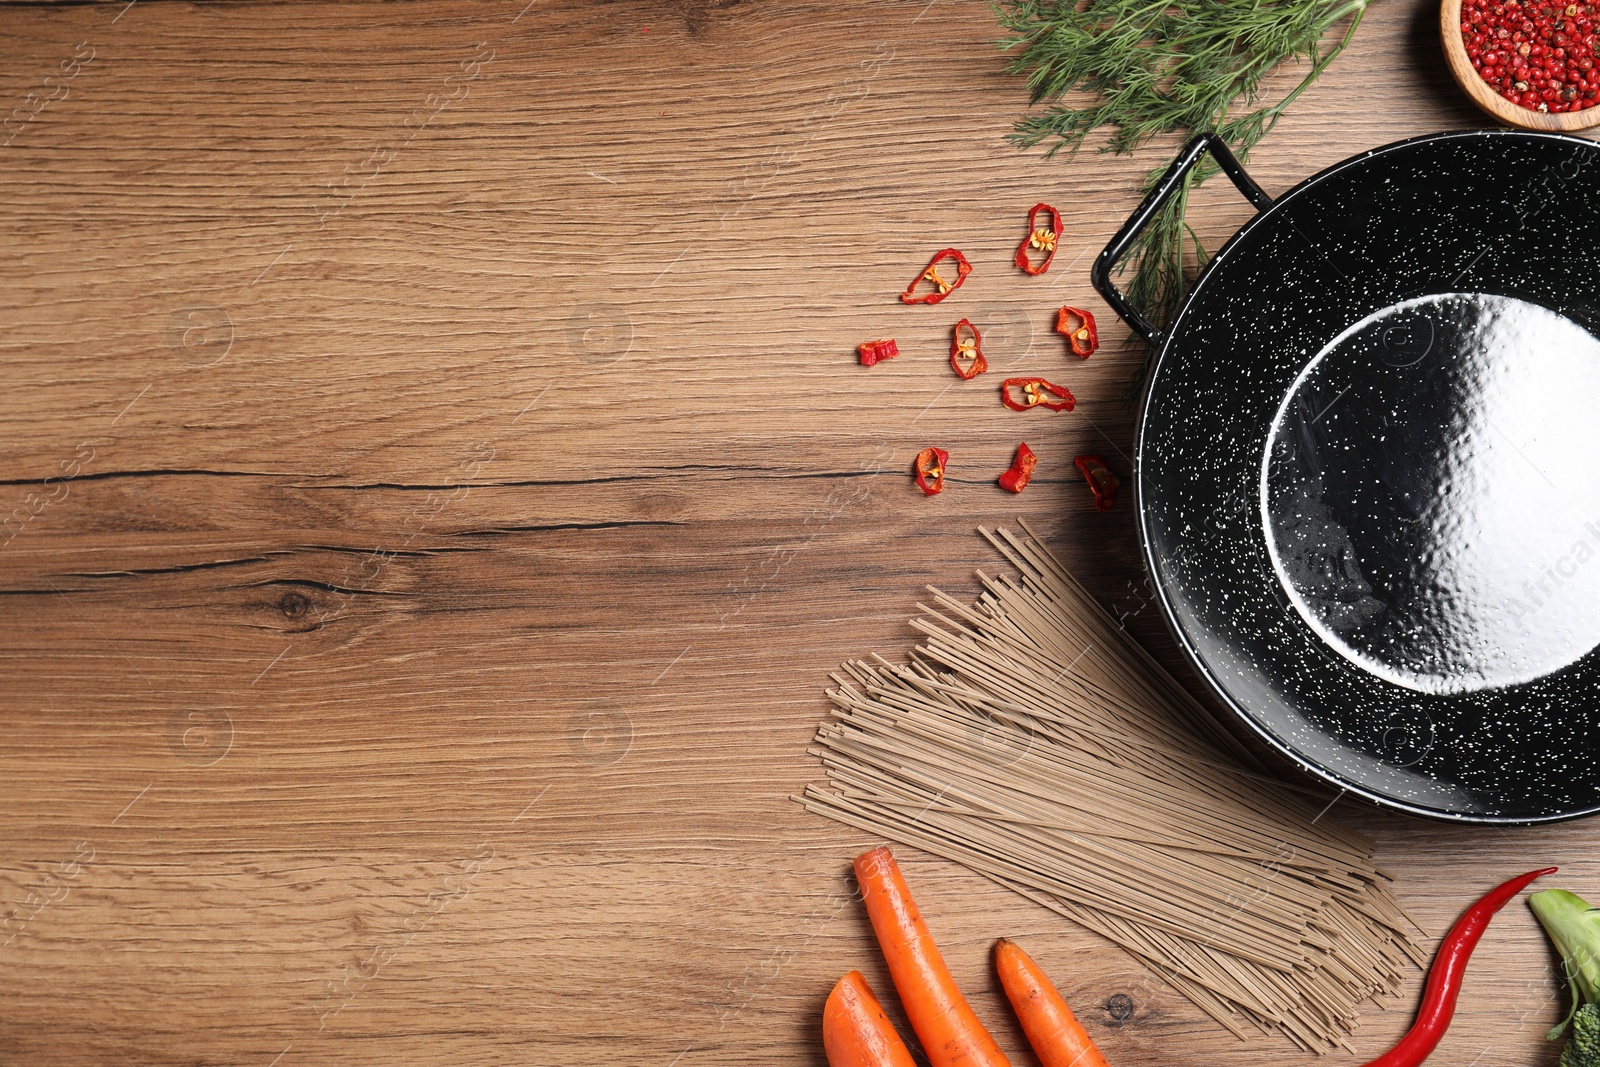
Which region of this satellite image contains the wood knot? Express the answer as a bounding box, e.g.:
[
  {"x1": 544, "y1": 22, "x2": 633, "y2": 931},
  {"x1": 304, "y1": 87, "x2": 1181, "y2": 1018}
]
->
[
  {"x1": 1105, "y1": 993, "x2": 1136, "y2": 1024},
  {"x1": 263, "y1": 586, "x2": 323, "y2": 633}
]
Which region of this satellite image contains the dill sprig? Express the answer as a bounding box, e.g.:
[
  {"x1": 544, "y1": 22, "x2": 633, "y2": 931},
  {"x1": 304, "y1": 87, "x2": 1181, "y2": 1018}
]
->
[{"x1": 997, "y1": 0, "x2": 1367, "y2": 385}]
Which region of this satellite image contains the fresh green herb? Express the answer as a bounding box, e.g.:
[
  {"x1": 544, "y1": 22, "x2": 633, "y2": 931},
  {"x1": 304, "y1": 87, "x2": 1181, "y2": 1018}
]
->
[
  {"x1": 1532, "y1": 888, "x2": 1600, "y2": 1066},
  {"x1": 996, "y1": 0, "x2": 1368, "y2": 381}
]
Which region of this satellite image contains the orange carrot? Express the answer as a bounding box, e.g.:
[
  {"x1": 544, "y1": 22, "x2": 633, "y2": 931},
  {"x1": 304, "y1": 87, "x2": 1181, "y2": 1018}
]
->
[
  {"x1": 994, "y1": 938, "x2": 1111, "y2": 1067},
  {"x1": 852, "y1": 846, "x2": 1011, "y2": 1067},
  {"x1": 823, "y1": 970, "x2": 919, "y2": 1067}
]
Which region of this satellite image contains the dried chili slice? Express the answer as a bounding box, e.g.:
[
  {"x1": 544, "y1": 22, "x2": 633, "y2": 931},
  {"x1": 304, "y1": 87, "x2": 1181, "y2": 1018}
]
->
[
  {"x1": 1014, "y1": 204, "x2": 1062, "y2": 276},
  {"x1": 913, "y1": 447, "x2": 948, "y2": 496},
  {"x1": 1000, "y1": 377, "x2": 1075, "y2": 412},
  {"x1": 857, "y1": 338, "x2": 898, "y2": 367},
  {"x1": 949, "y1": 319, "x2": 986, "y2": 380},
  {"x1": 1074, "y1": 454, "x2": 1119, "y2": 511},
  {"x1": 900, "y1": 248, "x2": 972, "y2": 306},
  {"x1": 998, "y1": 443, "x2": 1037, "y2": 494},
  {"x1": 1056, "y1": 306, "x2": 1099, "y2": 358}
]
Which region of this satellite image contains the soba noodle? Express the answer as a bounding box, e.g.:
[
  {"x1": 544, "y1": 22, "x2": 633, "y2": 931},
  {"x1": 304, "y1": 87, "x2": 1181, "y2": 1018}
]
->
[{"x1": 802, "y1": 522, "x2": 1422, "y2": 1052}]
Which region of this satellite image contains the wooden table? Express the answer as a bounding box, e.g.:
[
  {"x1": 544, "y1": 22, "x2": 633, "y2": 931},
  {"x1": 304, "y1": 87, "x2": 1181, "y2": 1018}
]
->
[{"x1": 1, "y1": 1, "x2": 1592, "y2": 1063}]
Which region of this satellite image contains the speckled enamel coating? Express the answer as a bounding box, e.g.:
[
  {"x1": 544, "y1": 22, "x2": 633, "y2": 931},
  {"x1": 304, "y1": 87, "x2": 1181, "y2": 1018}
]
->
[{"x1": 1135, "y1": 130, "x2": 1600, "y2": 823}]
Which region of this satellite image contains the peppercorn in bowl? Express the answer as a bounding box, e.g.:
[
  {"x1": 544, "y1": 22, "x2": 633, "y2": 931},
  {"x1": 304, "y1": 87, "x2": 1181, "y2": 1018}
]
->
[{"x1": 1443, "y1": 0, "x2": 1600, "y2": 129}]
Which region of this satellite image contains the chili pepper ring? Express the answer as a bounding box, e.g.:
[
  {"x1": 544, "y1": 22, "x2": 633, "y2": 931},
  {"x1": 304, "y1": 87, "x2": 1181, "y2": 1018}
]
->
[
  {"x1": 998, "y1": 443, "x2": 1037, "y2": 493},
  {"x1": 1074, "y1": 455, "x2": 1119, "y2": 511},
  {"x1": 1056, "y1": 306, "x2": 1099, "y2": 358},
  {"x1": 902, "y1": 249, "x2": 972, "y2": 306},
  {"x1": 1001, "y1": 377, "x2": 1076, "y2": 412},
  {"x1": 950, "y1": 319, "x2": 987, "y2": 379},
  {"x1": 914, "y1": 447, "x2": 948, "y2": 496},
  {"x1": 858, "y1": 339, "x2": 898, "y2": 367},
  {"x1": 1014, "y1": 203, "x2": 1063, "y2": 276}
]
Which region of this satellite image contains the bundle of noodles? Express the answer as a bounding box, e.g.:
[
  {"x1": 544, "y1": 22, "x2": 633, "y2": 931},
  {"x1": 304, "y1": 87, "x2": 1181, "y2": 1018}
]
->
[{"x1": 801, "y1": 522, "x2": 1424, "y2": 1053}]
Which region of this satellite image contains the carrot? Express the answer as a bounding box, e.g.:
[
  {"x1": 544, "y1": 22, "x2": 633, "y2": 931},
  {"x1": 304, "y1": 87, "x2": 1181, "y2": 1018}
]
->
[
  {"x1": 823, "y1": 970, "x2": 919, "y2": 1067},
  {"x1": 993, "y1": 938, "x2": 1111, "y2": 1067},
  {"x1": 852, "y1": 846, "x2": 1011, "y2": 1067}
]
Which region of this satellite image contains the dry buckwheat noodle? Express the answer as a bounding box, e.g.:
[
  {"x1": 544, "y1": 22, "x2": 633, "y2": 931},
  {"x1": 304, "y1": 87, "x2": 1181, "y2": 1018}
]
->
[{"x1": 800, "y1": 521, "x2": 1424, "y2": 1053}]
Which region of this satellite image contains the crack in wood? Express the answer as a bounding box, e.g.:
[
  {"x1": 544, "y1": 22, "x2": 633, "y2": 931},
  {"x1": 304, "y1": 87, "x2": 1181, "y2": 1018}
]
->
[{"x1": 63, "y1": 556, "x2": 276, "y2": 578}]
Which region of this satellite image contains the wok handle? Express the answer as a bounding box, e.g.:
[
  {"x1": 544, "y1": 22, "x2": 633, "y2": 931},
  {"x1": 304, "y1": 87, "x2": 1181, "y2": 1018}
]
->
[{"x1": 1091, "y1": 133, "x2": 1274, "y2": 349}]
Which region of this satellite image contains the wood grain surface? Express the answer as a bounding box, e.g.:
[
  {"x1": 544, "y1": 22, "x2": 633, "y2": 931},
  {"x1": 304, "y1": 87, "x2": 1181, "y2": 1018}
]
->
[{"x1": 0, "y1": 1, "x2": 1594, "y2": 1064}]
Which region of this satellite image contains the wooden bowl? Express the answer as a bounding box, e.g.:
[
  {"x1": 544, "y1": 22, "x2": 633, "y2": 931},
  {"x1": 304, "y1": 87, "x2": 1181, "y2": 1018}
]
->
[{"x1": 1440, "y1": 0, "x2": 1600, "y2": 131}]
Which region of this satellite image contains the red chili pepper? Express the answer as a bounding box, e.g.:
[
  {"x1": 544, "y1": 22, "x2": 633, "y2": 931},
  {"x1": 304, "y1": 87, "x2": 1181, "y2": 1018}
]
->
[
  {"x1": 913, "y1": 447, "x2": 948, "y2": 496},
  {"x1": 858, "y1": 338, "x2": 899, "y2": 367},
  {"x1": 1073, "y1": 455, "x2": 1119, "y2": 511},
  {"x1": 901, "y1": 248, "x2": 972, "y2": 306},
  {"x1": 1359, "y1": 867, "x2": 1557, "y2": 1067},
  {"x1": 998, "y1": 443, "x2": 1037, "y2": 494},
  {"x1": 1056, "y1": 306, "x2": 1099, "y2": 358},
  {"x1": 1001, "y1": 377, "x2": 1076, "y2": 413},
  {"x1": 1014, "y1": 203, "x2": 1063, "y2": 276},
  {"x1": 949, "y1": 319, "x2": 987, "y2": 380}
]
